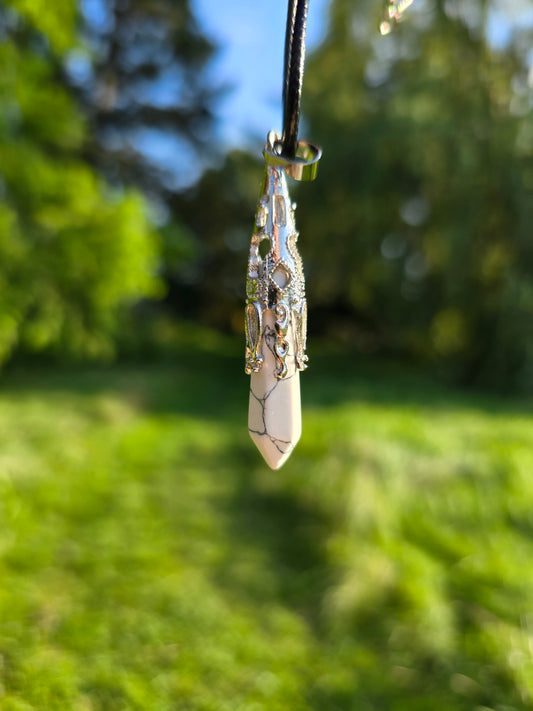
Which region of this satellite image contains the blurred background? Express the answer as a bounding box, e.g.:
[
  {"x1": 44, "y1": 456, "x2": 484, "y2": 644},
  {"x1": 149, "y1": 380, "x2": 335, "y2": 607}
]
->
[{"x1": 1, "y1": 0, "x2": 533, "y2": 709}]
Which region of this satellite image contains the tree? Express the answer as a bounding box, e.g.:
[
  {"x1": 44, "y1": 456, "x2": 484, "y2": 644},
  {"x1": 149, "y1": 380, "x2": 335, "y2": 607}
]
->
[
  {"x1": 67, "y1": 0, "x2": 223, "y2": 327},
  {"x1": 179, "y1": 0, "x2": 533, "y2": 388},
  {"x1": 170, "y1": 150, "x2": 262, "y2": 329},
  {"x1": 72, "y1": 0, "x2": 218, "y2": 198},
  {"x1": 297, "y1": 0, "x2": 533, "y2": 387},
  {"x1": 0, "y1": 1, "x2": 161, "y2": 362}
]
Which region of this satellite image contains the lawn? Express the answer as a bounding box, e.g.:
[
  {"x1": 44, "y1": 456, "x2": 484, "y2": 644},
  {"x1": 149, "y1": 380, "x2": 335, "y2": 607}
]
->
[{"x1": 0, "y1": 334, "x2": 532, "y2": 711}]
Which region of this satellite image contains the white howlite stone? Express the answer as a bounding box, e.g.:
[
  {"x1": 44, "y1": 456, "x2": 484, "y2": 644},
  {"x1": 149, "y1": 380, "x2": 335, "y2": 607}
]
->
[{"x1": 248, "y1": 311, "x2": 301, "y2": 470}]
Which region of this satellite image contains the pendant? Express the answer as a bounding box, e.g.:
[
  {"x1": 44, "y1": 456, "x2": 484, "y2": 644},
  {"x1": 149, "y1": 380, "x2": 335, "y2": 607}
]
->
[{"x1": 245, "y1": 131, "x2": 321, "y2": 469}]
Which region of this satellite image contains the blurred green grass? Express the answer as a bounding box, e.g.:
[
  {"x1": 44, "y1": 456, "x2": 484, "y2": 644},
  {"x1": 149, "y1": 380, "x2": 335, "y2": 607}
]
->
[{"x1": 0, "y1": 335, "x2": 533, "y2": 711}]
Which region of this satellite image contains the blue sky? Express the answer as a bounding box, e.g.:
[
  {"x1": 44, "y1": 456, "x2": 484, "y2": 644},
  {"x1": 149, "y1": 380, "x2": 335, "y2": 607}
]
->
[
  {"x1": 193, "y1": 0, "x2": 331, "y2": 152},
  {"x1": 192, "y1": 0, "x2": 533, "y2": 157},
  {"x1": 79, "y1": 0, "x2": 533, "y2": 189},
  {"x1": 78, "y1": 0, "x2": 331, "y2": 188}
]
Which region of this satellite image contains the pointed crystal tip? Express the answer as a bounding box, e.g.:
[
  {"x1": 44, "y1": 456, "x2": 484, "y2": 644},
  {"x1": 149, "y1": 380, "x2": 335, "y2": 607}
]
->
[
  {"x1": 248, "y1": 372, "x2": 302, "y2": 468},
  {"x1": 249, "y1": 429, "x2": 300, "y2": 470}
]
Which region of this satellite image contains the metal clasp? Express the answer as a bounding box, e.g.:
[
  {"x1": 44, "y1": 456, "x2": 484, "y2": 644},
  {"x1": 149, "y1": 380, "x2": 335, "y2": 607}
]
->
[{"x1": 263, "y1": 130, "x2": 322, "y2": 182}]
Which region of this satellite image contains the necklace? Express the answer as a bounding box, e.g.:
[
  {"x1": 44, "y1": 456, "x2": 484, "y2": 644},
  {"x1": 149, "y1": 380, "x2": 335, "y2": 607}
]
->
[{"x1": 245, "y1": 0, "x2": 321, "y2": 469}]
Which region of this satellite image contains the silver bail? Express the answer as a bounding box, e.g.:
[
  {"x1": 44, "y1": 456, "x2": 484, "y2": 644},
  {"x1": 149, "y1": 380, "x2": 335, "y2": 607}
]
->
[{"x1": 263, "y1": 130, "x2": 322, "y2": 182}]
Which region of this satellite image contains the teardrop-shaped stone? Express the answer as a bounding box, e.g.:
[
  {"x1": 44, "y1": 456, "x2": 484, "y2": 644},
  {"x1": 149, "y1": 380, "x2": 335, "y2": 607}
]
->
[{"x1": 248, "y1": 311, "x2": 301, "y2": 469}]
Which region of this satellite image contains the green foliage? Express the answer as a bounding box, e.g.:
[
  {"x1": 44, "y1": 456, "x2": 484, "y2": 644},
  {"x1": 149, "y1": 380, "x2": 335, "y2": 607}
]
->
[
  {"x1": 78, "y1": 0, "x2": 218, "y2": 196},
  {"x1": 0, "y1": 5, "x2": 161, "y2": 363},
  {"x1": 182, "y1": 0, "x2": 533, "y2": 388},
  {"x1": 5, "y1": 0, "x2": 77, "y2": 52},
  {"x1": 298, "y1": 0, "x2": 533, "y2": 387},
  {"x1": 1, "y1": 345, "x2": 533, "y2": 709},
  {"x1": 171, "y1": 151, "x2": 263, "y2": 327}
]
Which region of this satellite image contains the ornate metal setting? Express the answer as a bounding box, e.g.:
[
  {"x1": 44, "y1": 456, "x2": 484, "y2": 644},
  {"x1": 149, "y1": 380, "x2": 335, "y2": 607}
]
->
[{"x1": 245, "y1": 131, "x2": 318, "y2": 379}]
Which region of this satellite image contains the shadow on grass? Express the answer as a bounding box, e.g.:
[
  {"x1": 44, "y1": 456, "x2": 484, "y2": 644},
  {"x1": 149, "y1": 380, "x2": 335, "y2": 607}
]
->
[
  {"x1": 306, "y1": 346, "x2": 533, "y2": 416},
  {"x1": 4, "y1": 339, "x2": 533, "y2": 422},
  {"x1": 2, "y1": 341, "x2": 532, "y2": 709},
  {"x1": 217, "y1": 466, "x2": 334, "y2": 619},
  {"x1": 185, "y1": 439, "x2": 526, "y2": 711}
]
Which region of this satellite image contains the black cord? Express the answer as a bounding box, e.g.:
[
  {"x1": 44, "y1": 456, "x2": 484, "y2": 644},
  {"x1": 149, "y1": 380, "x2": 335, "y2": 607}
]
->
[{"x1": 281, "y1": 0, "x2": 309, "y2": 158}]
